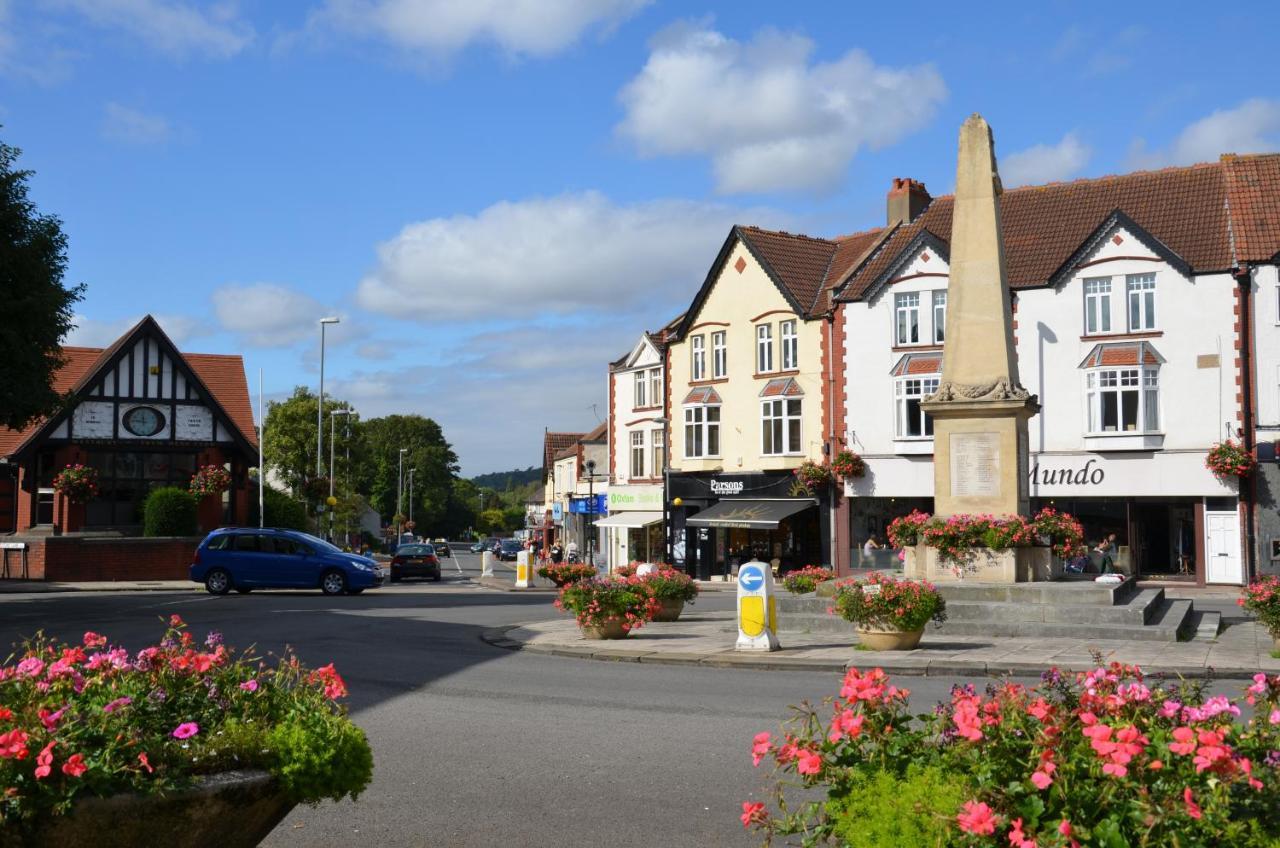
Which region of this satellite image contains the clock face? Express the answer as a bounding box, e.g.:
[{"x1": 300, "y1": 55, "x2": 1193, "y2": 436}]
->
[{"x1": 123, "y1": 406, "x2": 165, "y2": 437}]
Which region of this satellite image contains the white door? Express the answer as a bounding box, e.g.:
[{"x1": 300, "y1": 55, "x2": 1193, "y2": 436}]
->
[{"x1": 1205, "y1": 511, "x2": 1243, "y2": 585}]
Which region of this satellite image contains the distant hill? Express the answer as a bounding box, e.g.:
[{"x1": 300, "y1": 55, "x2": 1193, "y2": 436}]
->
[{"x1": 470, "y1": 466, "x2": 541, "y2": 491}]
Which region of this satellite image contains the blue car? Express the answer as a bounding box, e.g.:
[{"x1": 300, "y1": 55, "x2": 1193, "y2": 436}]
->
[{"x1": 191, "y1": 528, "x2": 385, "y2": 596}]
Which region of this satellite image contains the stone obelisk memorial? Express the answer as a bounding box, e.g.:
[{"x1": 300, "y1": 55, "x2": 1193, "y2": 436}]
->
[{"x1": 918, "y1": 114, "x2": 1043, "y2": 582}]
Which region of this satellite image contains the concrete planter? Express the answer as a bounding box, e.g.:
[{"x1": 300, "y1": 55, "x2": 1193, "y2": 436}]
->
[
  {"x1": 905, "y1": 544, "x2": 1057, "y2": 584},
  {"x1": 653, "y1": 598, "x2": 685, "y2": 622},
  {"x1": 856, "y1": 626, "x2": 924, "y2": 651},
  {"x1": 581, "y1": 618, "x2": 629, "y2": 639},
  {"x1": 0, "y1": 770, "x2": 293, "y2": 848}
]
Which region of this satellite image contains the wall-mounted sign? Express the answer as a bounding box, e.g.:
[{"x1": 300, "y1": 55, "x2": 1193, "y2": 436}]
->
[
  {"x1": 710, "y1": 479, "x2": 745, "y2": 496},
  {"x1": 569, "y1": 494, "x2": 608, "y2": 515},
  {"x1": 551, "y1": 502, "x2": 564, "y2": 524},
  {"x1": 1029, "y1": 459, "x2": 1105, "y2": 487},
  {"x1": 174, "y1": 406, "x2": 214, "y2": 441},
  {"x1": 607, "y1": 486, "x2": 662, "y2": 510},
  {"x1": 71, "y1": 401, "x2": 114, "y2": 438}
]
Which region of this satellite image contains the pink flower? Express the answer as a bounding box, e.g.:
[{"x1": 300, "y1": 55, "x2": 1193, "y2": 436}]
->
[
  {"x1": 795, "y1": 748, "x2": 823, "y2": 776},
  {"x1": 239, "y1": 679, "x2": 259, "y2": 693},
  {"x1": 1269, "y1": 710, "x2": 1280, "y2": 726},
  {"x1": 0, "y1": 729, "x2": 29, "y2": 760},
  {"x1": 82, "y1": 631, "x2": 107, "y2": 649},
  {"x1": 1058, "y1": 820, "x2": 1072, "y2": 837},
  {"x1": 34, "y1": 741, "x2": 55, "y2": 779},
  {"x1": 828, "y1": 709, "x2": 865, "y2": 743},
  {"x1": 1169, "y1": 726, "x2": 1196, "y2": 756},
  {"x1": 137, "y1": 752, "x2": 153, "y2": 773},
  {"x1": 172, "y1": 722, "x2": 199, "y2": 740},
  {"x1": 15, "y1": 657, "x2": 45, "y2": 678},
  {"x1": 61, "y1": 753, "x2": 87, "y2": 777},
  {"x1": 956, "y1": 800, "x2": 998, "y2": 836},
  {"x1": 750, "y1": 732, "x2": 771, "y2": 767},
  {"x1": 1008, "y1": 817, "x2": 1037, "y2": 848},
  {"x1": 103, "y1": 696, "x2": 132, "y2": 714},
  {"x1": 1183, "y1": 787, "x2": 1202, "y2": 820},
  {"x1": 740, "y1": 801, "x2": 767, "y2": 828}
]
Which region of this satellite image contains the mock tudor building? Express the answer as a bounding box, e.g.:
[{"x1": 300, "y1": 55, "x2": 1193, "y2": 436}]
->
[{"x1": 836, "y1": 156, "x2": 1280, "y2": 585}]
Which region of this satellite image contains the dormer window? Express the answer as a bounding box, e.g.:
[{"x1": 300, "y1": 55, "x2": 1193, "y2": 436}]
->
[{"x1": 895, "y1": 292, "x2": 920, "y2": 345}]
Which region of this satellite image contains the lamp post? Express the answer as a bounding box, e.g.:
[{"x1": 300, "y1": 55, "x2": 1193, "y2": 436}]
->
[
  {"x1": 329, "y1": 408, "x2": 351, "y2": 542},
  {"x1": 316, "y1": 317, "x2": 340, "y2": 479},
  {"x1": 654, "y1": 417, "x2": 673, "y2": 567},
  {"x1": 407, "y1": 468, "x2": 416, "y2": 527},
  {"x1": 585, "y1": 459, "x2": 597, "y2": 567},
  {"x1": 396, "y1": 447, "x2": 408, "y2": 544}
]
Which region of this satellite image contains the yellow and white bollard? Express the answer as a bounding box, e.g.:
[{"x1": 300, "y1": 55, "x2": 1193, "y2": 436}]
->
[
  {"x1": 515, "y1": 550, "x2": 534, "y2": 588},
  {"x1": 735, "y1": 558, "x2": 780, "y2": 652},
  {"x1": 480, "y1": 551, "x2": 495, "y2": 579}
]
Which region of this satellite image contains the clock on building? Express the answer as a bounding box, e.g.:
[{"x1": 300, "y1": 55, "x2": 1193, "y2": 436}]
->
[{"x1": 123, "y1": 406, "x2": 166, "y2": 437}]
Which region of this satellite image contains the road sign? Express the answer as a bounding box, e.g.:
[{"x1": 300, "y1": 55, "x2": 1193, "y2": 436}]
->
[
  {"x1": 738, "y1": 564, "x2": 764, "y2": 591},
  {"x1": 735, "y1": 559, "x2": 779, "y2": 652}
]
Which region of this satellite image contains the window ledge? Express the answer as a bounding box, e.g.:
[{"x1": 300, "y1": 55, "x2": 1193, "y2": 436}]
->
[
  {"x1": 893, "y1": 439, "x2": 934, "y2": 455},
  {"x1": 632, "y1": 405, "x2": 662, "y2": 413},
  {"x1": 891, "y1": 344, "x2": 943, "y2": 353},
  {"x1": 1082, "y1": 432, "x2": 1165, "y2": 451},
  {"x1": 754, "y1": 369, "x2": 801, "y2": 379},
  {"x1": 1079, "y1": 331, "x2": 1163, "y2": 341},
  {"x1": 688, "y1": 379, "x2": 728, "y2": 387}
]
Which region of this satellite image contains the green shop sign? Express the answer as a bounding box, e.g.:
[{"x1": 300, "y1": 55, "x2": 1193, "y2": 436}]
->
[{"x1": 607, "y1": 487, "x2": 662, "y2": 509}]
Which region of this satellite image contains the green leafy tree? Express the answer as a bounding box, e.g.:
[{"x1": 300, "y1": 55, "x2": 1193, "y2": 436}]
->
[
  {"x1": 355, "y1": 414, "x2": 458, "y2": 536},
  {"x1": 0, "y1": 135, "x2": 83, "y2": 430},
  {"x1": 262, "y1": 387, "x2": 360, "y2": 504}
]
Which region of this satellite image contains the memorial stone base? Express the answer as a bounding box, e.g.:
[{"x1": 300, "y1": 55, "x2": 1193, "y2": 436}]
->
[{"x1": 903, "y1": 544, "x2": 1057, "y2": 584}]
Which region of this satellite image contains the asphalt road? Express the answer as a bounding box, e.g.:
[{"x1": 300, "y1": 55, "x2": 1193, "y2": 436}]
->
[{"x1": 0, "y1": 549, "x2": 1228, "y2": 847}]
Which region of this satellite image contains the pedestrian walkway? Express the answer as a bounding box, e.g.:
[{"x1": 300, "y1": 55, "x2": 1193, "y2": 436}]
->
[
  {"x1": 0, "y1": 579, "x2": 197, "y2": 594},
  {"x1": 483, "y1": 610, "x2": 1280, "y2": 679}
]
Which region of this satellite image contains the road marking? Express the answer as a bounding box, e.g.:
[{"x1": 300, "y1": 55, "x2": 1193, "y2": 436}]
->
[{"x1": 132, "y1": 595, "x2": 219, "y2": 610}]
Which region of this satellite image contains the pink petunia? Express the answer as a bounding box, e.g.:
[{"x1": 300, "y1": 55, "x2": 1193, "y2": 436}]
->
[
  {"x1": 1183, "y1": 787, "x2": 1202, "y2": 820},
  {"x1": 750, "y1": 732, "x2": 771, "y2": 767},
  {"x1": 740, "y1": 801, "x2": 767, "y2": 828},
  {"x1": 956, "y1": 800, "x2": 998, "y2": 836},
  {"x1": 33, "y1": 741, "x2": 55, "y2": 779},
  {"x1": 239, "y1": 679, "x2": 259, "y2": 693},
  {"x1": 795, "y1": 749, "x2": 823, "y2": 776},
  {"x1": 171, "y1": 722, "x2": 199, "y2": 740},
  {"x1": 61, "y1": 753, "x2": 87, "y2": 778}
]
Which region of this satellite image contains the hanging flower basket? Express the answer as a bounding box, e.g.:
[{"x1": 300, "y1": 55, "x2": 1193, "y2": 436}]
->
[
  {"x1": 52, "y1": 464, "x2": 99, "y2": 503},
  {"x1": 1205, "y1": 439, "x2": 1256, "y2": 479},
  {"x1": 831, "y1": 450, "x2": 866, "y2": 479},
  {"x1": 793, "y1": 460, "x2": 834, "y2": 493},
  {"x1": 188, "y1": 465, "x2": 232, "y2": 497}
]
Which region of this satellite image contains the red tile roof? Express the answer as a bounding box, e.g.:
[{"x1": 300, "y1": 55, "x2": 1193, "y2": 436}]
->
[
  {"x1": 0, "y1": 348, "x2": 104, "y2": 457},
  {"x1": 890, "y1": 352, "x2": 944, "y2": 376},
  {"x1": 1079, "y1": 341, "x2": 1165, "y2": 368},
  {"x1": 759, "y1": 377, "x2": 803, "y2": 398},
  {"x1": 736, "y1": 225, "x2": 887, "y2": 317},
  {"x1": 543, "y1": 431, "x2": 585, "y2": 477},
  {"x1": 683, "y1": 387, "x2": 722, "y2": 405},
  {"x1": 1222, "y1": 154, "x2": 1280, "y2": 263}
]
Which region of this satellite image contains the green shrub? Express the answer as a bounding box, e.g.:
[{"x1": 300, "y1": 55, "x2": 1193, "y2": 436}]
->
[
  {"x1": 249, "y1": 486, "x2": 309, "y2": 531},
  {"x1": 828, "y1": 765, "x2": 969, "y2": 848},
  {"x1": 266, "y1": 708, "x2": 374, "y2": 804},
  {"x1": 142, "y1": 486, "x2": 198, "y2": 536}
]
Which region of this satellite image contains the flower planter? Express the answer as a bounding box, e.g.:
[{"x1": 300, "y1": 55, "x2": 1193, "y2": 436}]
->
[
  {"x1": 653, "y1": 598, "x2": 684, "y2": 622},
  {"x1": 581, "y1": 618, "x2": 629, "y2": 639},
  {"x1": 0, "y1": 770, "x2": 294, "y2": 848},
  {"x1": 856, "y1": 626, "x2": 924, "y2": 651}
]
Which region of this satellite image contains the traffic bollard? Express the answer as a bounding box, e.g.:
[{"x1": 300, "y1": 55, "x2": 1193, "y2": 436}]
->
[
  {"x1": 735, "y1": 558, "x2": 780, "y2": 652},
  {"x1": 515, "y1": 551, "x2": 534, "y2": 588},
  {"x1": 480, "y1": 551, "x2": 494, "y2": 578}
]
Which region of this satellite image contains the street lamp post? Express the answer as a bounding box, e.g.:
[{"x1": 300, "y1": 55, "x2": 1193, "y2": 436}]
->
[
  {"x1": 585, "y1": 459, "x2": 597, "y2": 567},
  {"x1": 654, "y1": 417, "x2": 672, "y2": 568},
  {"x1": 316, "y1": 317, "x2": 340, "y2": 479},
  {"x1": 396, "y1": 447, "x2": 408, "y2": 544},
  {"x1": 407, "y1": 468, "x2": 416, "y2": 528},
  {"x1": 329, "y1": 408, "x2": 351, "y2": 542}
]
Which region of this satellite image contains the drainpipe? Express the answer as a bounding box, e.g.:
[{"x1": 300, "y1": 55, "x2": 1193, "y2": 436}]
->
[{"x1": 1236, "y1": 265, "x2": 1259, "y2": 580}]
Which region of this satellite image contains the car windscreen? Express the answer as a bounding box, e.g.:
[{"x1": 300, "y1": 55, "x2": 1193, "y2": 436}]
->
[
  {"x1": 397, "y1": 545, "x2": 435, "y2": 557},
  {"x1": 500, "y1": 541, "x2": 522, "y2": 551},
  {"x1": 297, "y1": 533, "x2": 342, "y2": 554}
]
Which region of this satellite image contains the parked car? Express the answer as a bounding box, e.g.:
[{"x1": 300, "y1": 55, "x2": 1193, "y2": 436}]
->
[
  {"x1": 389, "y1": 544, "x2": 442, "y2": 582},
  {"x1": 469, "y1": 540, "x2": 487, "y2": 553},
  {"x1": 191, "y1": 528, "x2": 384, "y2": 596},
  {"x1": 497, "y1": 539, "x2": 523, "y2": 561},
  {"x1": 432, "y1": 539, "x2": 451, "y2": 557}
]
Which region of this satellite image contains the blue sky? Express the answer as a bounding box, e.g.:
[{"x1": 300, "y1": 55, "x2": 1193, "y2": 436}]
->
[{"x1": 3, "y1": 1, "x2": 1278, "y2": 474}]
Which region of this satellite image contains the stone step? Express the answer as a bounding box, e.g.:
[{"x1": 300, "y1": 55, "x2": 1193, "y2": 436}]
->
[
  {"x1": 934, "y1": 578, "x2": 1139, "y2": 607},
  {"x1": 1187, "y1": 609, "x2": 1222, "y2": 642},
  {"x1": 942, "y1": 588, "x2": 1166, "y2": 626}
]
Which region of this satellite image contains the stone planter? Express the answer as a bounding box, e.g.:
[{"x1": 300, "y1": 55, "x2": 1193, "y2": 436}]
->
[
  {"x1": 581, "y1": 617, "x2": 629, "y2": 639},
  {"x1": 653, "y1": 598, "x2": 685, "y2": 622},
  {"x1": 0, "y1": 769, "x2": 293, "y2": 848},
  {"x1": 856, "y1": 626, "x2": 924, "y2": 651},
  {"x1": 908, "y1": 544, "x2": 1057, "y2": 584}
]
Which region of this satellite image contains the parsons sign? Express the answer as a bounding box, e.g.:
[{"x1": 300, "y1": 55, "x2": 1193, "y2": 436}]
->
[{"x1": 710, "y1": 480, "x2": 745, "y2": 495}]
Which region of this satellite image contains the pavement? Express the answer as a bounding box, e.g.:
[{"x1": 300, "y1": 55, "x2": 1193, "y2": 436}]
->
[
  {"x1": 0, "y1": 579, "x2": 200, "y2": 593},
  {"x1": 485, "y1": 608, "x2": 1280, "y2": 679}
]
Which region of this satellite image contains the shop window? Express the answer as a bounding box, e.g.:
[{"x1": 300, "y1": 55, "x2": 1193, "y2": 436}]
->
[
  {"x1": 761, "y1": 398, "x2": 802, "y2": 455},
  {"x1": 1127, "y1": 273, "x2": 1156, "y2": 331},
  {"x1": 651, "y1": 429, "x2": 665, "y2": 477},
  {"x1": 756, "y1": 324, "x2": 774, "y2": 373},
  {"x1": 1084, "y1": 277, "x2": 1112, "y2": 334},
  {"x1": 895, "y1": 376, "x2": 939, "y2": 438},
  {"x1": 711, "y1": 331, "x2": 727, "y2": 378},
  {"x1": 932, "y1": 291, "x2": 947, "y2": 343},
  {"x1": 1086, "y1": 367, "x2": 1159, "y2": 433},
  {"x1": 630, "y1": 431, "x2": 645, "y2": 479},
  {"x1": 895, "y1": 292, "x2": 920, "y2": 345},
  {"x1": 684, "y1": 405, "x2": 721, "y2": 458},
  {"x1": 691, "y1": 335, "x2": 706, "y2": 381},
  {"x1": 633, "y1": 371, "x2": 647, "y2": 409},
  {"x1": 780, "y1": 320, "x2": 798, "y2": 370}
]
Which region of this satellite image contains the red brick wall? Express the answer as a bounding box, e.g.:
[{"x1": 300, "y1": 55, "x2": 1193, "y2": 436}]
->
[{"x1": 4, "y1": 536, "x2": 200, "y2": 582}]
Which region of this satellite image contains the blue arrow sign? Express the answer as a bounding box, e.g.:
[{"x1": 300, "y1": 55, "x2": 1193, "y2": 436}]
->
[{"x1": 739, "y1": 564, "x2": 765, "y2": 592}]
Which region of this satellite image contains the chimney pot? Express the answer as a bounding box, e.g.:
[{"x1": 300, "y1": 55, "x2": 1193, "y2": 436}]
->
[{"x1": 887, "y1": 178, "x2": 931, "y2": 226}]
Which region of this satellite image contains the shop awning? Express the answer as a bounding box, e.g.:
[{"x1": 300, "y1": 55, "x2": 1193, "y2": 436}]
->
[
  {"x1": 685, "y1": 499, "x2": 812, "y2": 529},
  {"x1": 592, "y1": 511, "x2": 664, "y2": 529}
]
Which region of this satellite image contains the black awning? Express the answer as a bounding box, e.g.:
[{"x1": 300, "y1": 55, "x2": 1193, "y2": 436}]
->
[{"x1": 685, "y1": 499, "x2": 812, "y2": 529}]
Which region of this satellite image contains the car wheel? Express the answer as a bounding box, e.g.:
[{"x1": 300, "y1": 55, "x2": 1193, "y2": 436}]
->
[
  {"x1": 205, "y1": 569, "x2": 231, "y2": 595},
  {"x1": 320, "y1": 570, "x2": 348, "y2": 596},
  {"x1": 235, "y1": 588, "x2": 252, "y2": 595}
]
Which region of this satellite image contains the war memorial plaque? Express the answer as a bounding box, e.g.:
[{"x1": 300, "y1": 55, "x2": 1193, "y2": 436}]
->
[{"x1": 950, "y1": 432, "x2": 1000, "y2": 497}]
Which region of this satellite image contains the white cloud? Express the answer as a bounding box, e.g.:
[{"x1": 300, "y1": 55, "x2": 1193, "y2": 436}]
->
[
  {"x1": 1000, "y1": 132, "x2": 1091, "y2": 187},
  {"x1": 355, "y1": 190, "x2": 772, "y2": 320},
  {"x1": 211, "y1": 283, "x2": 337, "y2": 347},
  {"x1": 616, "y1": 22, "x2": 947, "y2": 194},
  {"x1": 305, "y1": 0, "x2": 648, "y2": 60},
  {"x1": 66, "y1": 313, "x2": 203, "y2": 347},
  {"x1": 1129, "y1": 99, "x2": 1280, "y2": 169},
  {"x1": 101, "y1": 102, "x2": 172, "y2": 146},
  {"x1": 42, "y1": 0, "x2": 253, "y2": 58}
]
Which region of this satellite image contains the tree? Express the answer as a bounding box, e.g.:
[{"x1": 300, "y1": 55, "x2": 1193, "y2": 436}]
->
[
  {"x1": 0, "y1": 135, "x2": 83, "y2": 430},
  {"x1": 355, "y1": 415, "x2": 459, "y2": 536},
  {"x1": 262, "y1": 387, "x2": 361, "y2": 504}
]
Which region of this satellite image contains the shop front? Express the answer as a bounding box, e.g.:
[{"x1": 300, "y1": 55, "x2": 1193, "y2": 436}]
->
[
  {"x1": 596, "y1": 485, "x2": 663, "y2": 572},
  {"x1": 668, "y1": 470, "x2": 828, "y2": 580}
]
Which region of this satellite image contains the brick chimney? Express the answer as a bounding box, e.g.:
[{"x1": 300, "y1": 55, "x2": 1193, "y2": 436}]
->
[{"x1": 886, "y1": 177, "x2": 931, "y2": 226}]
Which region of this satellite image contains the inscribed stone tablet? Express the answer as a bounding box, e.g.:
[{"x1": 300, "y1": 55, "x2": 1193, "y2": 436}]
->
[{"x1": 950, "y1": 432, "x2": 1001, "y2": 498}]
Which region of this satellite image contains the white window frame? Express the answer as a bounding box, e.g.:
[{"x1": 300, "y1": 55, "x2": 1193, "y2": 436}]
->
[
  {"x1": 711, "y1": 331, "x2": 727, "y2": 379},
  {"x1": 761, "y1": 398, "x2": 802, "y2": 456},
  {"x1": 780, "y1": 320, "x2": 798, "y2": 370},
  {"x1": 683, "y1": 404, "x2": 721, "y2": 458},
  {"x1": 630, "y1": 431, "x2": 646, "y2": 479},
  {"x1": 649, "y1": 367, "x2": 662, "y2": 407},
  {"x1": 1085, "y1": 366, "x2": 1160, "y2": 434},
  {"x1": 932, "y1": 291, "x2": 947, "y2": 344},
  {"x1": 1084, "y1": 277, "x2": 1112, "y2": 335},
  {"x1": 894, "y1": 375, "x2": 939, "y2": 439},
  {"x1": 651, "y1": 428, "x2": 665, "y2": 477},
  {"x1": 633, "y1": 371, "x2": 646, "y2": 409},
  {"x1": 1126, "y1": 273, "x2": 1156, "y2": 332},
  {"x1": 756, "y1": 324, "x2": 774, "y2": 373},
  {"x1": 895, "y1": 292, "x2": 921, "y2": 345},
  {"x1": 690, "y1": 335, "x2": 706, "y2": 381}
]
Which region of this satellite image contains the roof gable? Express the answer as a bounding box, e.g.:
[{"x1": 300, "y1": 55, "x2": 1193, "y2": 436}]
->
[
  {"x1": 1046, "y1": 210, "x2": 1190, "y2": 288},
  {"x1": 854, "y1": 229, "x2": 952, "y2": 302}
]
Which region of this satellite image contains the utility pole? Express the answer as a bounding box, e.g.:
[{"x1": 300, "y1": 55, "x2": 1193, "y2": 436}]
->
[
  {"x1": 408, "y1": 468, "x2": 416, "y2": 529},
  {"x1": 396, "y1": 447, "x2": 408, "y2": 545}
]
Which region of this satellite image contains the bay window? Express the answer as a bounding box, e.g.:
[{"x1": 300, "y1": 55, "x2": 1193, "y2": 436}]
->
[
  {"x1": 1084, "y1": 278, "x2": 1112, "y2": 335},
  {"x1": 756, "y1": 324, "x2": 773, "y2": 373},
  {"x1": 761, "y1": 398, "x2": 802, "y2": 455},
  {"x1": 895, "y1": 376, "x2": 939, "y2": 438},
  {"x1": 684, "y1": 405, "x2": 720, "y2": 458},
  {"x1": 711, "y1": 331, "x2": 727, "y2": 378},
  {"x1": 932, "y1": 291, "x2": 947, "y2": 343},
  {"x1": 691, "y1": 335, "x2": 706, "y2": 381},
  {"x1": 780, "y1": 320, "x2": 798, "y2": 370},
  {"x1": 895, "y1": 292, "x2": 920, "y2": 345},
  {"x1": 1127, "y1": 274, "x2": 1156, "y2": 331},
  {"x1": 1086, "y1": 367, "x2": 1159, "y2": 433},
  {"x1": 630, "y1": 431, "x2": 645, "y2": 478}
]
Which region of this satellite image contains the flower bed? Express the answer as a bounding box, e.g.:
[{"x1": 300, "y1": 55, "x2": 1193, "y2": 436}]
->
[
  {"x1": 554, "y1": 578, "x2": 661, "y2": 636},
  {"x1": 744, "y1": 663, "x2": 1280, "y2": 846},
  {"x1": 1206, "y1": 439, "x2": 1257, "y2": 479},
  {"x1": 51, "y1": 465, "x2": 99, "y2": 504},
  {"x1": 536, "y1": 562, "x2": 597, "y2": 587},
  {"x1": 188, "y1": 465, "x2": 231, "y2": 497},
  {"x1": 830, "y1": 573, "x2": 946, "y2": 632},
  {"x1": 888, "y1": 507, "x2": 1085, "y2": 568},
  {"x1": 0, "y1": 617, "x2": 372, "y2": 830},
  {"x1": 633, "y1": 567, "x2": 699, "y2": 604},
  {"x1": 782, "y1": 566, "x2": 835, "y2": 595},
  {"x1": 1240, "y1": 576, "x2": 1280, "y2": 640}
]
